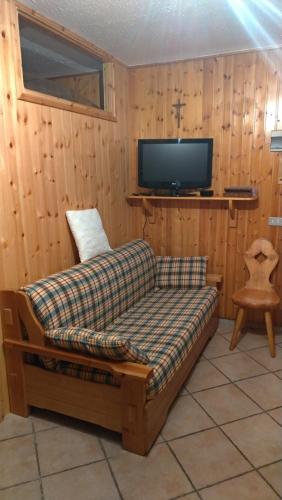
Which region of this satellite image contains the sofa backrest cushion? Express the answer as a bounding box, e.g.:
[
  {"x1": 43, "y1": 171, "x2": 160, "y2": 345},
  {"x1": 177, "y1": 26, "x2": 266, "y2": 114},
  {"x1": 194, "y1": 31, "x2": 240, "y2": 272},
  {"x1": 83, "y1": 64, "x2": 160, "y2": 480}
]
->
[
  {"x1": 23, "y1": 239, "x2": 156, "y2": 331},
  {"x1": 155, "y1": 256, "x2": 207, "y2": 289}
]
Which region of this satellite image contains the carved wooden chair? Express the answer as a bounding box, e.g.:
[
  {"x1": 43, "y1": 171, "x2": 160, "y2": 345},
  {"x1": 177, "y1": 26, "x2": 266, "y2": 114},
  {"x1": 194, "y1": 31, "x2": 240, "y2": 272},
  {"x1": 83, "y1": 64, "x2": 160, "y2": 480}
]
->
[{"x1": 229, "y1": 238, "x2": 280, "y2": 357}]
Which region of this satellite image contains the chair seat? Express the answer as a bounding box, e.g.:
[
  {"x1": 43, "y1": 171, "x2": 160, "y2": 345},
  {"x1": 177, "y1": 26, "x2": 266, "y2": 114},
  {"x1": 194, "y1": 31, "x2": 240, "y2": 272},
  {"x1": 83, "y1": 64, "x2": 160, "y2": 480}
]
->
[{"x1": 232, "y1": 287, "x2": 280, "y2": 310}]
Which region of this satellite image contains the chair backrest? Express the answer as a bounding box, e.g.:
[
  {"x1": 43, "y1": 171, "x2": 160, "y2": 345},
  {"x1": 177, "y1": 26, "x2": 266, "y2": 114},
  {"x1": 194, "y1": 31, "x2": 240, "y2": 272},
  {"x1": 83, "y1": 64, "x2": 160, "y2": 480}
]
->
[{"x1": 244, "y1": 238, "x2": 279, "y2": 291}]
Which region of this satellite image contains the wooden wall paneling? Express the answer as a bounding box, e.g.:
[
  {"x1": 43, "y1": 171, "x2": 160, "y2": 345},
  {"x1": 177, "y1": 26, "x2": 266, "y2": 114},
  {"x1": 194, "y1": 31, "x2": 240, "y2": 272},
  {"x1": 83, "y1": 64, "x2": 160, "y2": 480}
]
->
[
  {"x1": 0, "y1": 85, "x2": 8, "y2": 420},
  {"x1": 71, "y1": 113, "x2": 86, "y2": 210},
  {"x1": 239, "y1": 52, "x2": 257, "y2": 293},
  {"x1": 103, "y1": 62, "x2": 116, "y2": 117},
  {"x1": 0, "y1": 0, "x2": 131, "y2": 415},
  {"x1": 128, "y1": 49, "x2": 282, "y2": 322},
  {"x1": 212, "y1": 56, "x2": 232, "y2": 316},
  {"x1": 225, "y1": 55, "x2": 245, "y2": 317},
  {"x1": 274, "y1": 54, "x2": 282, "y2": 322},
  {"x1": 264, "y1": 51, "x2": 282, "y2": 324},
  {"x1": 17, "y1": 101, "x2": 40, "y2": 282},
  {"x1": 0, "y1": 1, "x2": 26, "y2": 289},
  {"x1": 179, "y1": 61, "x2": 203, "y2": 257},
  {"x1": 50, "y1": 108, "x2": 76, "y2": 268},
  {"x1": 107, "y1": 64, "x2": 128, "y2": 245},
  {"x1": 0, "y1": 0, "x2": 26, "y2": 416}
]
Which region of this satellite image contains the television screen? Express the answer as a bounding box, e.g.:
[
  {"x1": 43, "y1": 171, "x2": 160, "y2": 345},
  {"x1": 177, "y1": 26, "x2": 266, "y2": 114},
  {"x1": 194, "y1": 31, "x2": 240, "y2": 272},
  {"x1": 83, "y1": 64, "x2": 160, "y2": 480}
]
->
[{"x1": 138, "y1": 138, "x2": 213, "y2": 190}]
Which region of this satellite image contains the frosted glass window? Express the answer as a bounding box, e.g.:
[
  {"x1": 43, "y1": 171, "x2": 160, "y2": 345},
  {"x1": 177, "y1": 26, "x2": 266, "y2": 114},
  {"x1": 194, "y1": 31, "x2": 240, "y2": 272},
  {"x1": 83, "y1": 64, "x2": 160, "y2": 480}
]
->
[{"x1": 19, "y1": 15, "x2": 104, "y2": 110}]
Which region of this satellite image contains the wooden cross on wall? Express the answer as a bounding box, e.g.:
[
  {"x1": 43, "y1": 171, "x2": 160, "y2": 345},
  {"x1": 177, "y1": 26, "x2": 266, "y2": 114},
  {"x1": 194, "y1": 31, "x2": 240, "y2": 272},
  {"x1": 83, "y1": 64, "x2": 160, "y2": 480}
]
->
[{"x1": 172, "y1": 98, "x2": 186, "y2": 128}]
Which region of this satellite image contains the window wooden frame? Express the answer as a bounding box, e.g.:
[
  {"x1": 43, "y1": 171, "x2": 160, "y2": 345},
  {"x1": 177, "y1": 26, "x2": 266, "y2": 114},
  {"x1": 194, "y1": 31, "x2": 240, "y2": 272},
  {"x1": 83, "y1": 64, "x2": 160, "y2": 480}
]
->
[{"x1": 15, "y1": 2, "x2": 116, "y2": 121}]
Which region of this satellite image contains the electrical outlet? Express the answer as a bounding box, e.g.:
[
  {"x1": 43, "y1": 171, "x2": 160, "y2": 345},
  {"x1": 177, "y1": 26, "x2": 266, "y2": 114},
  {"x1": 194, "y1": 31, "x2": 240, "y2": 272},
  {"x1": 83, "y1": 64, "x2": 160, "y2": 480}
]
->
[{"x1": 268, "y1": 217, "x2": 282, "y2": 226}]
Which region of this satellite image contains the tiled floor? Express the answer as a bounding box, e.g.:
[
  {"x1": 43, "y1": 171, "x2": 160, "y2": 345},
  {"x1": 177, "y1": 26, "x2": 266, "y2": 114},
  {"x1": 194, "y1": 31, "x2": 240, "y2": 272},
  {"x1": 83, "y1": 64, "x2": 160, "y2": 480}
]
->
[{"x1": 1, "y1": 319, "x2": 282, "y2": 499}]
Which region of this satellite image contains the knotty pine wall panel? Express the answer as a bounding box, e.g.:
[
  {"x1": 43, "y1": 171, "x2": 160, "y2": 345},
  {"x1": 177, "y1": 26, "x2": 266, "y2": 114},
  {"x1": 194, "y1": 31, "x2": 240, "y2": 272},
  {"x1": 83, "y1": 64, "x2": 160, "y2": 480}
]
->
[
  {"x1": 128, "y1": 50, "x2": 282, "y2": 322},
  {"x1": 0, "y1": 0, "x2": 131, "y2": 417}
]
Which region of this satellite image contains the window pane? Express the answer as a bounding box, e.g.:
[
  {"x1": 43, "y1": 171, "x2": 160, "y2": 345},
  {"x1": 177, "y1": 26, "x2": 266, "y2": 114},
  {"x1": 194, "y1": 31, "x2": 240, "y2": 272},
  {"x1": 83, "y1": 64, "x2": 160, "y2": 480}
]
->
[{"x1": 19, "y1": 15, "x2": 104, "y2": 110}]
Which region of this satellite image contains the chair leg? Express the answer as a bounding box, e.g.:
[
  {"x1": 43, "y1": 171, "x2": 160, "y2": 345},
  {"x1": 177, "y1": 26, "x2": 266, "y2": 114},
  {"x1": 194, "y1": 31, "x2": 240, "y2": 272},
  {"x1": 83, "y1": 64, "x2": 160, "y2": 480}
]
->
[
  {"x1": 264, "y1": 311, "x2": 276, "y2": 357},
  {"x1": 230, "y1": 308, "x2": 246, "y2": 350}
]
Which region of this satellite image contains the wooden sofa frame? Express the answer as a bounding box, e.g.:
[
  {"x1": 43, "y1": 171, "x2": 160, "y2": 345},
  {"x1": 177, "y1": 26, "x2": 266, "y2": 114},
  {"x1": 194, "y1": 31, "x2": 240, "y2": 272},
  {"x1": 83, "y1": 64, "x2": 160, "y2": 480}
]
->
[{"x1": 0, "y1": 274, "x2": 221, "y2": 455}]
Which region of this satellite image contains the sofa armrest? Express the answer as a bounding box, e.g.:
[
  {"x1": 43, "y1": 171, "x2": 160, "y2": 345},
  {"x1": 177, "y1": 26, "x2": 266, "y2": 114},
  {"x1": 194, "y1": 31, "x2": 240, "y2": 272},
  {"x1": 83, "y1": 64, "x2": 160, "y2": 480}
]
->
[
  {"x1": 206, "y1": 274, "x2": 223, "y2": 289},
  {"x1": 155, "y1": 255, "x2": 207, "y2": 289},
  {"x1": 4, "y1": 338, "x2": 153, "y2": 382}
]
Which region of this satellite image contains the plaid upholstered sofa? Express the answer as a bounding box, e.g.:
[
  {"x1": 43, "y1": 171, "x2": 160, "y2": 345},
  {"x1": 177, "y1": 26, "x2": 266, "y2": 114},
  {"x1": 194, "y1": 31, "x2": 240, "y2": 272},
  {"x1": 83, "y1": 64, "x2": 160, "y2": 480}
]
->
[{"x1": 1, "y1": 239, "x2": 220, "y2": 455}]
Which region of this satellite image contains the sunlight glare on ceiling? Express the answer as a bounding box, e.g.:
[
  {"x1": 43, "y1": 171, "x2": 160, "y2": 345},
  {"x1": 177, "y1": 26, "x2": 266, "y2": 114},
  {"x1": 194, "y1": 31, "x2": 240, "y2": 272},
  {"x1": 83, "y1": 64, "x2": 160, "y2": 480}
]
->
[{"x1": 227, "y1": 0, "x2": 282, "y2": 86}]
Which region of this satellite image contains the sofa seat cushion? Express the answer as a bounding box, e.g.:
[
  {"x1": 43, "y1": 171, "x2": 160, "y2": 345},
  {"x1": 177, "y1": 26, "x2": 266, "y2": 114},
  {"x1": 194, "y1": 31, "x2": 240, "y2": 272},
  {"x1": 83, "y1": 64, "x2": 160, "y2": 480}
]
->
[{"x1": 49, "y1": 286, "x2": 217, "y2": 398}]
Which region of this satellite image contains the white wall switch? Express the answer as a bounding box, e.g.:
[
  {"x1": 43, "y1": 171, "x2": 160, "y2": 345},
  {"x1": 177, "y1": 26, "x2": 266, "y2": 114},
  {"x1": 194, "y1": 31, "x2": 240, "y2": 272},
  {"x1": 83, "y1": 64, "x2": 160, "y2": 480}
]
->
[{"x1": 268, "y1": 217, "x2": 282, "y2": 226}]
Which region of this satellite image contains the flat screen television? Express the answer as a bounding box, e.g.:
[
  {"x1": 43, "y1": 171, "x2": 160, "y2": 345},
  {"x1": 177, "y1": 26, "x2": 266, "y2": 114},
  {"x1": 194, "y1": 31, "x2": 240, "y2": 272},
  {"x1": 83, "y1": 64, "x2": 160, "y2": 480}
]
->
[{"x1": 138, "y1": 138, "x2": 213, "y2": 192}]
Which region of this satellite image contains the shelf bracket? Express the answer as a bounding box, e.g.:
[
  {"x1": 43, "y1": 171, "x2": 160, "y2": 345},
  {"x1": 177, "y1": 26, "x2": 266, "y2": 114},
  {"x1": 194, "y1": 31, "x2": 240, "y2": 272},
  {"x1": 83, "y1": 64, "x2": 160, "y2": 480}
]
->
[
  {"x1": 228, "y1": 199, "x2": 234, "y2": 218},
  {"x1": 228, "y1": 199, "x2": 238, "y2": 227},
  {"x1": 142, "y1": 198, "x2": 154, "y2": 217}
]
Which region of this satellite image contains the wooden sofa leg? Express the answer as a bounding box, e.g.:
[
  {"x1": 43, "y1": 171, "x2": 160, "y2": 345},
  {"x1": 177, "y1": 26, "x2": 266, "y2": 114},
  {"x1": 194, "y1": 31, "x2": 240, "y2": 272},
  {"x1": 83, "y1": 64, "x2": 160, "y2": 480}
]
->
[
  {"x1": 121, "y1": 377, "x2": 147, "y2": 455},
  {"x1": 4, "y1": 346, "x2": 29, "y2": 417}
]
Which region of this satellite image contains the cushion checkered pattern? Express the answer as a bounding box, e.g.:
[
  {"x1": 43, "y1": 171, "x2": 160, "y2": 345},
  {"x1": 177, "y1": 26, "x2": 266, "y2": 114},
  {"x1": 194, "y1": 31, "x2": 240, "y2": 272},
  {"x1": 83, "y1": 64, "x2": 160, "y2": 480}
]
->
[
  {"x1": 46, "y1": 327, "x2": 149, "y2": 364},
  {"x1": 155, "y1": 256, "x2": 207, "y2": 289},
  {"x1": 50, "y1": 287, "x2": 217, "y2": 398},
  {"x1": 23, "y1": 239, "x2": 156, "y2": 331}
]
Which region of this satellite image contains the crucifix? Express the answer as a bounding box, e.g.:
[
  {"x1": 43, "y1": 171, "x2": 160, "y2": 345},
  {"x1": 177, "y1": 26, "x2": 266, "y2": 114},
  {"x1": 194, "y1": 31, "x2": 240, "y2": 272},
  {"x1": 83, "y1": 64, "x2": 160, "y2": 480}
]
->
[{"x1": 172, "y1": 98, "x2": 186, "y2": 128}]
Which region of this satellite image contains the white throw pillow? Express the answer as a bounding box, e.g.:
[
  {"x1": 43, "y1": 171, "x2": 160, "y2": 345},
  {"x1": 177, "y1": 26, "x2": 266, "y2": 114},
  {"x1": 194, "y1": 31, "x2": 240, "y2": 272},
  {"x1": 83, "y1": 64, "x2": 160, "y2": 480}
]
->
[{"x1": 66, "y1": 209, "x2": 111, "y2": 262}]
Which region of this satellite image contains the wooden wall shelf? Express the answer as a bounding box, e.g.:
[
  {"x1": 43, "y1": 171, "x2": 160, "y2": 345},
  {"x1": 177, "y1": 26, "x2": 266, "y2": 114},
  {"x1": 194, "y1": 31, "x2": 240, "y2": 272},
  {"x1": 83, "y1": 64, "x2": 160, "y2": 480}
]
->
[{"x1": 127, "y1": 194, "x2": 258, "y2": 225}]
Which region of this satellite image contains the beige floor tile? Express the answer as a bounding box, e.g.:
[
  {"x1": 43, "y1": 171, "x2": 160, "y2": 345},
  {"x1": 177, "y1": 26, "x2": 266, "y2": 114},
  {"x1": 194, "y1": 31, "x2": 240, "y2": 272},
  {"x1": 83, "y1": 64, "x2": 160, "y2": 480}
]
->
[
  {"x1": 274, "y1": 329, "x2": 282, "y2": 344},
  {"x1": 219, "y1": 329, "x2": 233, "y2": 340},
  {"x1": 200, "y1": 471, "x2": 279, "y2": 500},
  {"x1": 203, "y1": 335, "x2": 238, "y2": 359},
  {"x1": 179, "y1": 494, "x2": 200, "y2": 499},
  {"x1": 101, "y1": 428, "x2": 164, "y2": 459},
  {"x1": 36, "y1": 425, "x2": 104, "y2": 476},
  {"x1": 0, "y1": 481, "x2": 42, "y2": 500},
  {"x1": 222, "y1": 413, "x2": 282, "y2": 467},
  {"x1": 162, "y1": 394, "x2": 214, "y2": 440},
  {"x1": 0, "y1": 413, "x2": 33, "y2": 441},
  {"x1": 252, "y1": 326, "x2": 281, "y2": 345},
  {"x1": 275, "y1": 370, "x2": 282, "y2": 379},
  {"x1": 0, "y1": 435, "x2": 38, "y2": 489},
  {"x1": 155, "y1": 433, "x2": 164, "y2": 443},
  {"x1": 170, "y1": 427, "x2": 251, "y2": 489},
  {"x1": 217, "y1": 319, "x2": 234, "y2": 334},
  {"x1": 194, "y1": 384, "x2": 261, "y2": 424},
  {"x1": 43, "y1": 461, "x2": 119, "y2": 500},
  {"x1": 268, "y1": 407, "x2": 282, "y2": 425},
  {"x1": 110, "y1": 443, "x2": 192, "y2": 500},
  {"x1": 247, "y1": 346, "x2": 282, "y2": 371},
  {"x1": 232, "y1": 331, "x2": 269, "y2": 351},
  {"x1": 212, "y1": 352, "x2": 267, "y2": 381},
  {"x1": 236, "y1": 373, "x2": 282, "y2": 410},
  {"x1": 100, "y1": 430, "x2": 122, "y2": 459},
  {"x1": 260, "y1": 461, "x2": 282, "y2": 497},
  {"x1": 31, "y1": 409, "x2": 65, "y2": 432},
  {"x1": 185, "y1": 360, "x2": 229, "y2": 392}
]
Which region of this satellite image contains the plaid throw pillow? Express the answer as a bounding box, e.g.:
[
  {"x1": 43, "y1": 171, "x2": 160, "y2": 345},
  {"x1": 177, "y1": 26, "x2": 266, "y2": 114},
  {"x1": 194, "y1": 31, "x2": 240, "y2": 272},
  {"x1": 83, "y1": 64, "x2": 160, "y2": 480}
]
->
[
  {"x1": 155, "y1": 256, "x2": 207, "y2": 289},
  {"x1": 45, "y1": 327, "x2": 149, "y2": 364}
]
